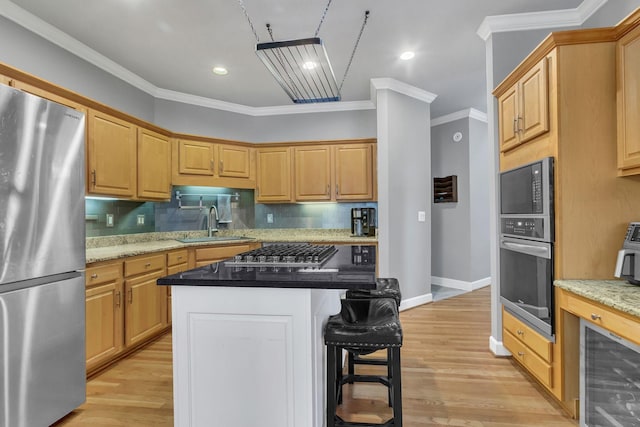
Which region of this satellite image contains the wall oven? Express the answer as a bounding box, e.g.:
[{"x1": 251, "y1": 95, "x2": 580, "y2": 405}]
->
[{"x1": 499, "y1": 157, "x2": 555, "y2": 340}]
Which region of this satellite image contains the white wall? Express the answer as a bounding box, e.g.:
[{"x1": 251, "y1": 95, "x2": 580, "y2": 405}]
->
[
  {"x1": 375, "y1": 87, "x2": 432, "y2": 305},
  {"x1": 431, "y1": 116, "x2": 490, "y2": 289}
]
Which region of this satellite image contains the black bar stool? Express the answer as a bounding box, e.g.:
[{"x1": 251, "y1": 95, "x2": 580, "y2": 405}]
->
[
  {"x1": 324, "y1": 297, "x2": 403, "y2": 427},
  {"x1": 345, "y1": 278, "x2": 401, "y2": 380}
]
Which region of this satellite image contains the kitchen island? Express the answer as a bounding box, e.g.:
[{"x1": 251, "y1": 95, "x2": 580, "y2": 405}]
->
[{"x1": 157, "y1": 244, "x2": 377, "y2": 427}]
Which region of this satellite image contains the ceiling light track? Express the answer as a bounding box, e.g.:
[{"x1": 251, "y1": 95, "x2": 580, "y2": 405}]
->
[{"x1": 235, "y1": 0, "x2": 370, "y2": 104}]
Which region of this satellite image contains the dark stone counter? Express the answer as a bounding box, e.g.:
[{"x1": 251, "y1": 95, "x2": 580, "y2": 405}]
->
[{"x1": 157, "y1": 245, "x2": 377, "y2": 290}]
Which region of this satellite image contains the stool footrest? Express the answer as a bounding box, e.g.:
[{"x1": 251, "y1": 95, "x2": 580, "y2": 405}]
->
[
  {"x1": 334, "y1": 415, "x2": 397, "y2": 426},
  {"x1": 351, "y1": 355, "x2": 388, "y2": 366},
  {"x1": 340, "y1": 374, "x2": 390, "y2": 388}
]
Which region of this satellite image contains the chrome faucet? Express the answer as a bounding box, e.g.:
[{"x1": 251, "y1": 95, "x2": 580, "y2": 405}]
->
[{"x1": 208, "y1": 205, "x2": 219, "y2": 237}]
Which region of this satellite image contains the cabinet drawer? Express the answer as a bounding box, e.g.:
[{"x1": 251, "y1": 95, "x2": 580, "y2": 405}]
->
[
  {"x1": 124, "y1": 254, "x2": 165, "y2": 277},
  {"x1": 167, "y1": 250, "x2": 188, "y2": 267},
  {"x1": 502, "y1": 308, "x2": 552, "y2": 362},
  {"x1": 563, "y1": 292, "x2": 640, "y2": 346},
  {"x1": 86, "y1": 263, "x2": 122, "y2": 287},
  {"x1": 504, "y1": 330, "x2": 553, "y2": 389},
  {"x1": 195, "y1": 244, "x2": 254, "y2": 262},
  {"x1": 167, "y1": 263, "x2": 189, "y2": 276}
]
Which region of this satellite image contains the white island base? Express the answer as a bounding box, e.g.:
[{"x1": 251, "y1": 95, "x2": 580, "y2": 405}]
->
[{"x1": 171, "y1": 285, "x2": 342, "y2": 427}]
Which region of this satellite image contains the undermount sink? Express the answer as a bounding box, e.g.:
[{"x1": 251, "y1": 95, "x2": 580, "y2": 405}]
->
[{"x1": 177, "y1": 236, "x2": 253, "y2": 243}]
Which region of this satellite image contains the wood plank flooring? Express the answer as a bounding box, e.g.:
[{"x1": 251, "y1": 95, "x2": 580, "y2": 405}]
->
[{"x1": 56, "y1": 286, "x2": 577, "y2": 426}]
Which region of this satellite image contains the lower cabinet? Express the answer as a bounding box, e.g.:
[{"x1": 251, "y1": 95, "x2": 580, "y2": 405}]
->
[
  {"x1": 502, "y1": 308, "x2": 554, "y2": 391},
  {"x1": 124, "y1": 253, "x2": 167, "y2": 348},
  {"x1": 194, "y1": 243, "x2": 260, "y2": 267},
  {"x1": 85, "y1": 262, "x2": 124, "y2": 373}
]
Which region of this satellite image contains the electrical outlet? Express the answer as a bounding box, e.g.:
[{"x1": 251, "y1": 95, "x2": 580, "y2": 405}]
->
[
  {"x1": 267, "y1": 213, "x2": 274, "y2": 224},
  {"x1": 137, "y1": 214, "x2": 145, "y2": 226},
  {"x1": 106, "y1": 213, "x2": 114, "y2": 227},
  {"x1": 418, "y1": 211, "x2": 426, "y2": 222}
]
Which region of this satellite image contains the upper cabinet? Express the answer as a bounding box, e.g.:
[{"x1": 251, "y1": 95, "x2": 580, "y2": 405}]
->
[
  {"x1": 0, "y1": 75, "x2": 11, "y2": 85},
  {"x1": 617, "y1": 21, "x2": 640, "y2": 175},
  {"x1": 137, "y1": 128, "x2": 171, "y2": 200},
  {"x1": 256, "y1": 147, "x2": 293, "y2": 203},
  {"x1": 497, "y1": 58, "x2": 550, "y2": 153},
  {"x1": 172, "y1": 138, "x2": 255, "y2": 189},
  {"x1": 289, "y1": 142, "x2": 375, "y2": 203},
  {"x1": 87, "y1": 109, "x2": 138, "y2": 198}
]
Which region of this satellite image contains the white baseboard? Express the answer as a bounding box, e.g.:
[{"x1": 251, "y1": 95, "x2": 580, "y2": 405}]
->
[
  {"x1": 399, "y1": 293, "x2": 433, "y2": 312},
  {"x1": 432, "y1": 276, "x2": 491, "y2": 291},
  {"x1": 490, "y1": 335, "x2": 512, "y2": 357}
]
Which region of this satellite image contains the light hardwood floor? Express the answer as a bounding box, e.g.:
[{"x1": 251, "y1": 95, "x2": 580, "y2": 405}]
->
[{"x1": 56, "y1": 287, "x2": 577, "y2": 426}]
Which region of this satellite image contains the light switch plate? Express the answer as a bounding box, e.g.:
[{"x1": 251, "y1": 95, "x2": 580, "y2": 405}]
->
[
  {"x1": 418, "y1": 211, "x2": 426, "y2": 222},
  {"x1": 267, "y1": 213, "x2": 274, "y2": 224},
  {"x1": 106, "y1": 213, "x2": 114, "y2": 227},
  {"x1": 137, "y1": 214, "x2": 145, "y2": 226}
]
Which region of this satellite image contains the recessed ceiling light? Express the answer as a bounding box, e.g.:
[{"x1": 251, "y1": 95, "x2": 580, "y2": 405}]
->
[
  {"x1": 400, "y1": 51, "x2": 415, "y2": 61},
  {"x1": 302, "y1": 61, "x2": 318, "y2": 70},
  {"x1": 212, "y1": 66, "x2": 228, "y2": 76}
]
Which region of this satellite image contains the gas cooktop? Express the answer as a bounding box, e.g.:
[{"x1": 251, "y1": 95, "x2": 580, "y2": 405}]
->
[{"x1": 223, "y1": 243, "x2": 337, "y2": 268}]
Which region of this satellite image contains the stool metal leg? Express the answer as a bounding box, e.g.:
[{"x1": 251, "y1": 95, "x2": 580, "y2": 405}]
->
[
  {"x1": 337, "y1": 346, "x2": 344, "y2": 404},
  {"x1": 391, "y1": 347, "x2": 402, "y2": 426},
  {"x1": 387, "y1": 348, "x2": 392, "y2": 407},
  {"x1": 347, "y1": 351, "x2": 355, "y2": 382}
]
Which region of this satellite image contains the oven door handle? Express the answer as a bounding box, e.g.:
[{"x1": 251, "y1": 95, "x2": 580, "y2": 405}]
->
[{"x1": 501, "y1": 240, "x2": 551, "y2": 258}]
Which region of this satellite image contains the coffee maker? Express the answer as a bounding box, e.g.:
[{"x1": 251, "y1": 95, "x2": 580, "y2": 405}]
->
[{"x1": 351, "y1": 208, "x2": 376, "y2": 237}]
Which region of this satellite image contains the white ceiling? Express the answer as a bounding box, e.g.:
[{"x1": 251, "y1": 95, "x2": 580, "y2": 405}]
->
[{"x1": 5, "y1": 0, "x2": 592, "y2": 117}]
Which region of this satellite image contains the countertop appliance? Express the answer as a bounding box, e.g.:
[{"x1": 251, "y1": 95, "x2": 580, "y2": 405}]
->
[
  {"x1": 0, "y1": 84, "x2": 86, "y2": 426},
  {"x1": 351, "y1": 208, "x2": 376, "y2": 237},
  {"x1": 499, "y1": 157, "x2": 555, "y2": 340},
  {"x1": 614, "y1": 222, "x2": 640, "y2": 285}
]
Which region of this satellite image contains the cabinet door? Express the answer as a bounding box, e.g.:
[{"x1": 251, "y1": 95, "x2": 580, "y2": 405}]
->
[
  {"x1": 498, "y1": 85, "x2": 520, "y2": 152},
  {"x1": 138, "y1": 128, "x2": 171, "y2": 200},
  {"x1": 124, "y1": 271, "x2": 167, "y2": 348},
  {"x1": 617, "y1": 25, "x2": 640, "y2": 172},
  {"x1": 0, "y1": 75, "x2": 11, "y2": 86},
  {"x1": 88, "y1": 110, "x2": 137, "y2": 197},
  {"x1": 334, "y1": 144, "x2": 374, "y2": 201},
  {"x1": 178, "y1": 140, "x2": 215, "y2": 176},
  {"x1": 294, "y1": 146, "x2": 332, "y2": 201},
  {"x1": 218, "y1": 144, "x2": 251, "y2": 178},
  {"x1": 85, "y1": 263, "x2": 123, "y2": 373},
  {"x1": 519, "y1": 58, "x2": 549, "y2": 143},
  {"x1": 256, "y1": 147, "x2": 293, "y2": 202}
]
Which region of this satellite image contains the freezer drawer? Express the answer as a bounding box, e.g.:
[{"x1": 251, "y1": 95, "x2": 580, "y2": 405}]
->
[{"x1": 0, "y1": 275, "x2": 86, "y2": 427}]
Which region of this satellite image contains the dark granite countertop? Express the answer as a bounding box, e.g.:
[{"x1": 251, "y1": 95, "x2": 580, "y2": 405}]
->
[{"x1": 157, "y1": 245, "x2": 377, "y2": 290}]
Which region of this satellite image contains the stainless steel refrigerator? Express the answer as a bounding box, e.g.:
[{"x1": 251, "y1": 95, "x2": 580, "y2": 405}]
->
[{"x1": 0, "y1": 84, "x2": 86, "y2": 426}]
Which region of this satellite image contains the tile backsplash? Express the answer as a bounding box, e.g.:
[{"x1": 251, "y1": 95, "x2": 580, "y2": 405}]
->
[{"x1": 85, "y1": 186, "x2": 377, "y2": 237}]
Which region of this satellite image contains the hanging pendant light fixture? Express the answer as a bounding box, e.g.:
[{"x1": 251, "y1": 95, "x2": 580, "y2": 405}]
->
[{"x1": 237, "y1": 0, "x2": 370, "y2": 104}]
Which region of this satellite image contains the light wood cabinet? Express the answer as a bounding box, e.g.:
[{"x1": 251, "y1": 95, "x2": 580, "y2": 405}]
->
[
  {"x1": 85, "y1": 262, "x2": 124, "y2": 374},
  {"x1": 173, "y1": 138, "x2": 255, "y2": 189},
  {"x1": 166, "y1": 249, "x2": 190, "y2": 324},
  {"x1": 218, "y1": 144, "x2": 251, "y2": 178},
  {"x1": 497, "y1": 58, "x2": 549, "y2": 153},
  {"x1": 137, "y1": 128, "x2": 171, "y2": 200},
  {"x1": 87, "y1": 109, "x2": 137, "y2": 197},
  {"x1": 617, "y1": 23, "x2": 640, "y2": 175},
  {"x1": 334, "y1": 144, "x2": 374, "y2": 200},
  {"x1": 0, "y1": 75, "x2": 11, "y2": 85},
  {"x1": 13, "y1": 80, "x2": 87, "y2": 112},
  {"x1": 294, "y1": 145, "x2": 333, "y2": 201},
  {"x1": 293, "y1": 143, "x2": 375, "y2": 202},
  {"x1": 256, "y1": 147, "x2": 293, "y2": 202},
  {"x1": 194, "y1": 243, "x2": 260, "y2": 267},
  {"x1": 502, "y1": 309, "x2": 553, "y2": 390},
  {"x1": 123, "y1": 254, "x2": 167, "y2": 348}
]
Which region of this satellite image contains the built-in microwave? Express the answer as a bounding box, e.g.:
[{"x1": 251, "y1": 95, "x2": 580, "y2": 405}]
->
[
  {"x1": 499, "y1": 156, "x2": 555, "y2": 340},
  {"x1": 500, "y1": 157, "x2": 554, "y2": 242}
]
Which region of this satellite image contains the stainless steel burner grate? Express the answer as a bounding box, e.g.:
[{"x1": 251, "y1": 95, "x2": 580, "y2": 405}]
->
[{"x1": 223, "y1": 244, "x2": 337, "y2": 268}]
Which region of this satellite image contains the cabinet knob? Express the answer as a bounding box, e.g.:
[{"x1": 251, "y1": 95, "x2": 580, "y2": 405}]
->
[
  {"x1": 220, "y1": 160, "x2": 224, "y2": 172},
  {"x1": 145, "y1": 263, "x2": 151, "y2": 268},
  {"x1": 91, "y1": 170, "x2": 97, "y2": 186},
  {"x1": 116, "y1": 291, "x2": 121, "y2": 307},
  {"x1": 591, "y1": 313, "x2": 602, "y2": 321},
  {"x1": 516, "y1": 329, "x2": 524, "y2": 336},
  {"x1": 90, "y1": 273, "x2": 98, "y2": 279},
  {"x1": 517, "y1": 351, "x2": 525, "y2": 357},
  {"x1": 326, "y1": 185, "x2": 330, "y2": 196}
]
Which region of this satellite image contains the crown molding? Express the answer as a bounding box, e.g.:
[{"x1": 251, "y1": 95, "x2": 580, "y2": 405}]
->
[
  {"x1": 155, "y1": 88, "x2": 375, "y2": 116},
  {"x1": 370, "y1": 78, "x2": 438, "y2": 104},
  {"x1": 431, "y1": 108, "x2": 488, "y2": 127},
  {"x1": 476, "y1": 0, "x2": 609, "y2": 41}
]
